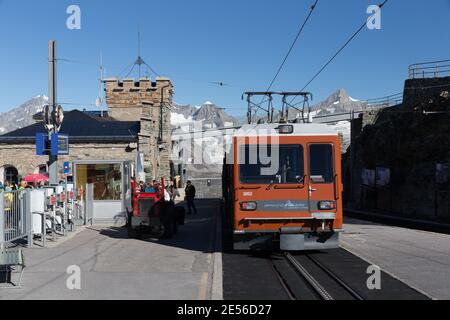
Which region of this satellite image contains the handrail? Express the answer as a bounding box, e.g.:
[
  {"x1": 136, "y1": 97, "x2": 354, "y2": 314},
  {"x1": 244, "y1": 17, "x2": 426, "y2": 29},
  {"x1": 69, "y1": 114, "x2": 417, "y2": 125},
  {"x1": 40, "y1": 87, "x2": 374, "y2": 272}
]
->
[
  {"x1": 409, "y1": 59, "x2": 450, "y2": 79},
  {"x1": 365, "y1": 92, "x2": 403, "y2": 107}
]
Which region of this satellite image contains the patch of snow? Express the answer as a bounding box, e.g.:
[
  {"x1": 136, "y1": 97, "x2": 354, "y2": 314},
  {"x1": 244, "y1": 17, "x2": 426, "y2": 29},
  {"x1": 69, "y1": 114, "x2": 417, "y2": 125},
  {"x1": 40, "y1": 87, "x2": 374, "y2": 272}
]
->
[
  {"x1": 309, "y1": 110, "x2": 319, "y2": 117},
  {"x1": 34, "y1": 94, "x2": 49, "y2": 101},
  {"x1": 16, "y1": 117, "x2": 25, "y2": 122},
  {"x1": 328, "y1": 121, "x2": 351, "y2": 135},
  {"x1": 0, "y1": 127, "x2": 6, "y2": 133},
  {"x1": 349, "y1": 96, "x2": 359, "y2": 102},
  {"x1": 171, "y1": 112, "x2": 193, "y2": 126},
  {"x1": 204, "y1": 123, "x2": 216, "y2": 129},
  {"x1": 204, "y1": 101, "x2": 214, "y2": 105},
  {"x1": 333, "y1": 101, "x2": 340, "y2": 105}
]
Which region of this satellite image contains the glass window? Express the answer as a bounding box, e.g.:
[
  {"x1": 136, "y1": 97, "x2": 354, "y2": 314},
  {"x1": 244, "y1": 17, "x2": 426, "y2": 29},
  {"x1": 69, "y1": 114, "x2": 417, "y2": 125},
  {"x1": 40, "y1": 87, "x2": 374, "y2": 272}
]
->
[
  {"x1": 309, "y1": 144, "x2": 334, "y2": 183},
  {"x1": 75, "y1": 163, "x2": 122, "y2": 200},
  {"x1": 239, "y1": 145, "x2": 304, "y2": 184},
  {"x1": 5, "y1": 166, "x2": 19, "y2": 184}
]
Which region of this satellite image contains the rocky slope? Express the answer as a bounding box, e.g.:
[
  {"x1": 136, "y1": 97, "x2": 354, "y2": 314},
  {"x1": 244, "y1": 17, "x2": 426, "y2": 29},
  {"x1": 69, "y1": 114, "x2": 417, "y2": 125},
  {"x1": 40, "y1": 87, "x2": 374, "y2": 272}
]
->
[
  {"x1": 0, "y1": 95, "x2": 48, "y2": 134},
  {"x1": 312, "y1": 88, "x2": 368, "y2": 115},
  {"x1": 171, "y1": 101, "x2": 238, "y2": 129}
]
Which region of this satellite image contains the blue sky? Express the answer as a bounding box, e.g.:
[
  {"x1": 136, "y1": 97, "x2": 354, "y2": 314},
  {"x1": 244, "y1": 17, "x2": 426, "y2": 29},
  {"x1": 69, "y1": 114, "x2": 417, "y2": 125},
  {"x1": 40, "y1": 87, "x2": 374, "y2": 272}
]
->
[{"x1": 0, "y1": 0, "x2": 449, "y2": 116}]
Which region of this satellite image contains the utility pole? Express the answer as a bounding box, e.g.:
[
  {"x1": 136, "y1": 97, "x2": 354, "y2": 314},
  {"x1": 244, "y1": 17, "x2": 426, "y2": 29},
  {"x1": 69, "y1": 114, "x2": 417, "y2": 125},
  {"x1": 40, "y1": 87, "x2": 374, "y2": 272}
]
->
[{"x1": 48, "y1": 40, "x2": 58, "y2": 186}]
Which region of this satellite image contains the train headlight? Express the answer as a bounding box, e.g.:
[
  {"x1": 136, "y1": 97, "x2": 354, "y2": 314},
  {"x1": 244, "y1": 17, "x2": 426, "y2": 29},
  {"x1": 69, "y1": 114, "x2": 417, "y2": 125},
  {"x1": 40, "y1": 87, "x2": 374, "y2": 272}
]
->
[
  {"x1": 240, "y1": 201, "x2": 257, "y2": 211},
  {"x1": 277, "y1": 125, "x2": 294, "y2": 134},
  {"x1": 318, "y1": 201, "x2": 336, "y2": 210}
]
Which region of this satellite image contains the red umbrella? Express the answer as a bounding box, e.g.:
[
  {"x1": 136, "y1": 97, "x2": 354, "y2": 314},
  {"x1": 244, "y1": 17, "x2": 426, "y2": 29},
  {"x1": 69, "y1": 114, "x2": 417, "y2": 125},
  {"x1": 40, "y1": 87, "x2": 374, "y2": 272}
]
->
[{"x1": 23, "y1": 173, "x2": 49, "y2": 184}]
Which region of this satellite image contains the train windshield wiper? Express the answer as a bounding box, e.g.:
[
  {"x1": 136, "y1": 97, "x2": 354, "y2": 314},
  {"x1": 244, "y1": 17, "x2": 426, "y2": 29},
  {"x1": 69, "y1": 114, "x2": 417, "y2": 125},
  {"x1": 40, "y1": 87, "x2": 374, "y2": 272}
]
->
[
  {"x1": 239, "y1": 186, "x2": 262, "y2": 190},
  {"x1": 272, "y1": 175, "x2": 307, "y2": 189}
]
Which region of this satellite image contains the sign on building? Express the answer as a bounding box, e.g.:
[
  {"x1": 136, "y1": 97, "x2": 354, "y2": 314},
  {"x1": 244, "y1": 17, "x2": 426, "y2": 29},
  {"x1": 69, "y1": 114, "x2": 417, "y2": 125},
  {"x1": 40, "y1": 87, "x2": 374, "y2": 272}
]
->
[
  {"x1": 36, "y1": 133, "x2": 69, "y2": 156},
  {"x1": 436, "y1": 163, "x2": 450, "y2": 185},
  {"x1": 64, "y1": 162, "x2": 71, "y2": 175},
  {"x1": 361, "y1": 169, "x2": 376, "y2": 187},
  {"x1": 51, "y1": 134, "x2": 69, "y2": 156},
  {"x1": 36, "y1": 133, "x2": 49, "y2": 155},
  {"x1": 376, "y1": 167, "x2": 390, "y2": 187}
]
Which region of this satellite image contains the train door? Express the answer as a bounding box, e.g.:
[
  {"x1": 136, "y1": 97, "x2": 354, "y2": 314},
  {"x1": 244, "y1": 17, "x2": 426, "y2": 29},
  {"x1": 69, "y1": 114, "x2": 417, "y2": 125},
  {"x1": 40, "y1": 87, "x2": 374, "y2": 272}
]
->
[{"x1": 308, "y1": 143, "x2": 337, "y2": 216}]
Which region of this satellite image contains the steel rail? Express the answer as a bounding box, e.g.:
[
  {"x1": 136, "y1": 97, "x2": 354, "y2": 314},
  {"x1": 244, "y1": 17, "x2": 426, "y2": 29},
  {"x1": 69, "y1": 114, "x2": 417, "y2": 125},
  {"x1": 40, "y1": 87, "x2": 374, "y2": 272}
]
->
[
  {"x1": 306, "y1": 254, "x2": 365, "y2": 300},
  {"x1": 270, "y1": 259, "x2": 296, "y2": 301},
  {"x1": 284, "y1": 253, "x2": 334, "y2": 300}
]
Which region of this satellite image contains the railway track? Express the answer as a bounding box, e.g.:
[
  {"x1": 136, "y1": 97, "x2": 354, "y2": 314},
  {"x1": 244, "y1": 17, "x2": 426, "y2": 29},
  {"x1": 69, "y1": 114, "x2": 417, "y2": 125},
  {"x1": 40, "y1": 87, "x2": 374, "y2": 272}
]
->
[{"x1": 271, "y1": 252, "x2": 365, "y2": 300}]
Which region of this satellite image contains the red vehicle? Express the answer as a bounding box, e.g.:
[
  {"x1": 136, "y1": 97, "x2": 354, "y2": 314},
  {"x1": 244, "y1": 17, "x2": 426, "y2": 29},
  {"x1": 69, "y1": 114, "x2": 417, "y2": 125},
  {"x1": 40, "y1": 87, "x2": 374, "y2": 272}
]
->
[{"x1": 126, "y1": 178, "x2": 184, "y2": 239}]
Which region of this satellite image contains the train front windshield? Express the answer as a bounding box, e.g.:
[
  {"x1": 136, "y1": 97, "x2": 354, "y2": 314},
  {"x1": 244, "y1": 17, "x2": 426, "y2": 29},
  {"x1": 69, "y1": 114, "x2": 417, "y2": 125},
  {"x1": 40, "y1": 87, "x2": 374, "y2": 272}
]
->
[{"x1": 239, "y1": 144, "x2": 305, "y2": 184}]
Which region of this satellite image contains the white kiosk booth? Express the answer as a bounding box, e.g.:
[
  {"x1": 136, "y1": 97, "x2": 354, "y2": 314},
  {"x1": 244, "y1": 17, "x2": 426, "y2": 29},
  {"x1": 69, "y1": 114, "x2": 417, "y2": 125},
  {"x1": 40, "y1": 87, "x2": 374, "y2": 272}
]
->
[{"x1": 73, "y1": 160, "x2": 132, "y2": 225}]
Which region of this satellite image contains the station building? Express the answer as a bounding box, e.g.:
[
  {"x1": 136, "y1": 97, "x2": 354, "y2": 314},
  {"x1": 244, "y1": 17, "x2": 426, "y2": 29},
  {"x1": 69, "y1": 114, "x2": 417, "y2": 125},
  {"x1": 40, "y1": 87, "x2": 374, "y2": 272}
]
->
[{"x1": 0, "y1": 76, "x2": 173, "y2": 194}]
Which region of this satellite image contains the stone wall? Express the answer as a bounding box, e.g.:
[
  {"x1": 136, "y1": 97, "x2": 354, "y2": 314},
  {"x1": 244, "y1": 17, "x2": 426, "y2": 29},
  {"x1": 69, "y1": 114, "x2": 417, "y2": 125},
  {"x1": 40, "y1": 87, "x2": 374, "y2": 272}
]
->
[
  {"x1": 403, "y1": 76, "x2": 450, "y2": 111},
  {"x1": 0, "y1": 143, "x2": 136, "y2": 183},
  {"x1": 105, "y1": 77, "x2": 173, "y2": 182},
  {"x1": 345, "y1": 76, "x2": 450, "y2": 222}
]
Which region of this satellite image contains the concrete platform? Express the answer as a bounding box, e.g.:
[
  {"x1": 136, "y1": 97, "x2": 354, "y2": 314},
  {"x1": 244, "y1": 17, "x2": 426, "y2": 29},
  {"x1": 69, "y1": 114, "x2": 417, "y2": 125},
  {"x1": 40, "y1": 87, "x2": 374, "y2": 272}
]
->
[
  {"x1": 0, "y1": 199, "x2": 222, "y2": 300},
  {"x1": 341, "y1": 217, "x2": 450, "y2": 300}
]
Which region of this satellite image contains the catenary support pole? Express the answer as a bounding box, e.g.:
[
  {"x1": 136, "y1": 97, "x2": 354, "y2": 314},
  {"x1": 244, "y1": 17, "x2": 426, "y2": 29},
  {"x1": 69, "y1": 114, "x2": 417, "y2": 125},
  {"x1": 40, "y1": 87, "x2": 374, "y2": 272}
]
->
[{"x1": 48, "y1": 40, "x2": 58, "y2": 186}]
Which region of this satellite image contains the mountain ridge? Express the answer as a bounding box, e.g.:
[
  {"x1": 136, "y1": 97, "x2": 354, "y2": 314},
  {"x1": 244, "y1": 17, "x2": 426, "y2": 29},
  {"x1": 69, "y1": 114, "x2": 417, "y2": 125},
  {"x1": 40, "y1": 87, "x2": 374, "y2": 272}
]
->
[
  {"x1": 0, "y1": 89, "x2": 373, "y2": 134},
  {"x1": 0, "y1": 95, "x2": 48, "y2": 134}
]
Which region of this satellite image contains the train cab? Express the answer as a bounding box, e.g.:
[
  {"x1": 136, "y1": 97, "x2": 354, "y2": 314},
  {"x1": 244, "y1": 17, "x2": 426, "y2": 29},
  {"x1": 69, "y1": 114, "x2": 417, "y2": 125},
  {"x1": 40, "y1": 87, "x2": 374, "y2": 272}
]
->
[{"x1": 223, "y1": 123, "x2": 343, "y2": 251}]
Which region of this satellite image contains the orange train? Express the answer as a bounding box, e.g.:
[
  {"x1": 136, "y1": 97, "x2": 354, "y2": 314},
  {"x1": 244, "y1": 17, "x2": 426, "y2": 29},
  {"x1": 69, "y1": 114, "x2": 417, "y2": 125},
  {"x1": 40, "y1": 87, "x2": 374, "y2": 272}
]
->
[{"x1": 222, "y1": 123, "x2": 343, "y2": 251}]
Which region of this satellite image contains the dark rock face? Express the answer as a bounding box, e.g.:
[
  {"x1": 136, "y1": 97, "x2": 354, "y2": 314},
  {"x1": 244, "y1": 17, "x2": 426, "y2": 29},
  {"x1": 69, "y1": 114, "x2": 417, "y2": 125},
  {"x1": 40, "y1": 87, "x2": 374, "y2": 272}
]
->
[
  {"x1": 192, "y1": 102, "x2": 236, "y2": 129},
  {"x1": 346, "y1": 78, "x2": 450, "y2": 222}
]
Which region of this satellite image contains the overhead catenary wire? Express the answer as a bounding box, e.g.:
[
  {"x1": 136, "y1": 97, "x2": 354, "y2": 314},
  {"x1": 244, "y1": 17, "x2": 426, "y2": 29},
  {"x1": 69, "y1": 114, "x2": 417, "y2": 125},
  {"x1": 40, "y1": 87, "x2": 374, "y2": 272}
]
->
[
  {"x1": 290, "y1": 0, "x2": 390, "y2": 104},
  {"x1": 251, "y1": 0, "x2": 320, "y2": 123},
  {"x1": 264, "y1": 0, "x2": 319, "y2": 93}
]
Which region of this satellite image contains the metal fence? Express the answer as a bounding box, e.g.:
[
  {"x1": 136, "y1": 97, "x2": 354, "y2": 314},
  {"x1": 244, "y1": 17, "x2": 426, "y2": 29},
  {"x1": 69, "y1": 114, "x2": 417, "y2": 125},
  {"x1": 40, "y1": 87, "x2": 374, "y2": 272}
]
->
[
  {"x1": 366, "y1": 92, "x2": 403, "y2": 108},
  {"x1": 0, "y1": 188, "x2": 84, "y2": 248},
  {"x1": 409, "y1": 59, "x2": 450, "y2": 79},
  {"x1": 0, "y1": 190, "x2": 32, "y2": 248}
]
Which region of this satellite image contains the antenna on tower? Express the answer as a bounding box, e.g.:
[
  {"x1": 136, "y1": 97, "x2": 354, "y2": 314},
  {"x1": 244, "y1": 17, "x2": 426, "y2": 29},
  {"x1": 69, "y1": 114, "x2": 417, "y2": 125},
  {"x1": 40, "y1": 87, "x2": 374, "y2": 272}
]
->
[
  {"x1": 121, "y1": 25, "x2": 159, "y2": 79},
  {"x1": 96, "y1": 51, "x2": 104, "y2": 117},
  {"x1": 135, "y1": 25, "x2": 144, "y2": 79}
]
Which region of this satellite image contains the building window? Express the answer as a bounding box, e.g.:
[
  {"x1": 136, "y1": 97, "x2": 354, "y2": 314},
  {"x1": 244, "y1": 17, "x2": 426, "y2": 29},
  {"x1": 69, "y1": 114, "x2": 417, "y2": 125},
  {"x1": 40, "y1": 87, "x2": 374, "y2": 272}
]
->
[
  {"x1": 37, "y1": 165, "x2": 48, "y2": 174},
  {"x1": 4, "y1": 166, "x2": 19, "y2": 184},
  {"x1": 75, "y1": 164, "x2": 122, "y2": 201}
]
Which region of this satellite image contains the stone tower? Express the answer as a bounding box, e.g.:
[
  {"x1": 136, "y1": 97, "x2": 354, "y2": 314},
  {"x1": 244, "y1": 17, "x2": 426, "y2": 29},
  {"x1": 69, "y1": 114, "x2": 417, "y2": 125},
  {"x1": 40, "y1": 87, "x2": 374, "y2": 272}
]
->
[{"x1": 104, "y1": 77, "x2": 173, "y2": 181}]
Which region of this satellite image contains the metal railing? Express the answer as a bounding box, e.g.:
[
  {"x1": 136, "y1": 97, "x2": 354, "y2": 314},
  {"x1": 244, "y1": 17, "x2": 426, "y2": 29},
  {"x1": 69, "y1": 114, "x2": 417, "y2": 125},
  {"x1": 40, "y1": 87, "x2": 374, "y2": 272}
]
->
[
  {"x1": 1, "y1": 188, "x2": 86, "y2": 248},
  {"x1": 365, "y1": 92, "x2": 403, "y2": 108},
  {"x1": 409, "y1": 59, "x2": 450, "y2": 79},
  {"x1": 0, "y1": 190, "x2": 32, "y2": 248}
]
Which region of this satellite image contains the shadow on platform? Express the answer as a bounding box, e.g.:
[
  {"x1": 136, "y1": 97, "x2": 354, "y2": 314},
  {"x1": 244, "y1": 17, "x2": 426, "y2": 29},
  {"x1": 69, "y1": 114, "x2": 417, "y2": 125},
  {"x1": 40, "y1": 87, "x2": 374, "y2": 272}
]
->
[{"x1": 94, "y1": 198, "x2": 222, "y2": 254}]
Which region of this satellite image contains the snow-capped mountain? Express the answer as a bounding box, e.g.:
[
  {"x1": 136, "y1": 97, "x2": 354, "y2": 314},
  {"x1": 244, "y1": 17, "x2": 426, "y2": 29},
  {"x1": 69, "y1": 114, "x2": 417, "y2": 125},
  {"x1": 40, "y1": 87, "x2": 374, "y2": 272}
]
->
[
  {"x1": 0, "y1": 95, "x2": 48, "y2": 134},
  {"x1": 311, "y1": 88, "x2": 369, "y2": 115},
  {"x1": 171, "y1": 101, "x2": 238, "y2": 129}
]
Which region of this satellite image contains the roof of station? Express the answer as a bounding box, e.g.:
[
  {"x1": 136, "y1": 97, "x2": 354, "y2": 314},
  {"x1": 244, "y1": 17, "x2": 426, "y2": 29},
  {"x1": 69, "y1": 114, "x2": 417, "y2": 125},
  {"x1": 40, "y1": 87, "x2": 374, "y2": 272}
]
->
[{"x1": 0, "y1": 110, "x2": 140, "y2": 143}]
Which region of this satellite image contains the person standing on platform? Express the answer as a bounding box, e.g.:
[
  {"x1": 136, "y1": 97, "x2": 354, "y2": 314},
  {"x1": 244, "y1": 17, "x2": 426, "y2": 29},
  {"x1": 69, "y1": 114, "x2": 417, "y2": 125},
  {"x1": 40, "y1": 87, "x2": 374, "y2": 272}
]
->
[{"x1": 185, "y1": 180, "x2": 197, "y2": 215}]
